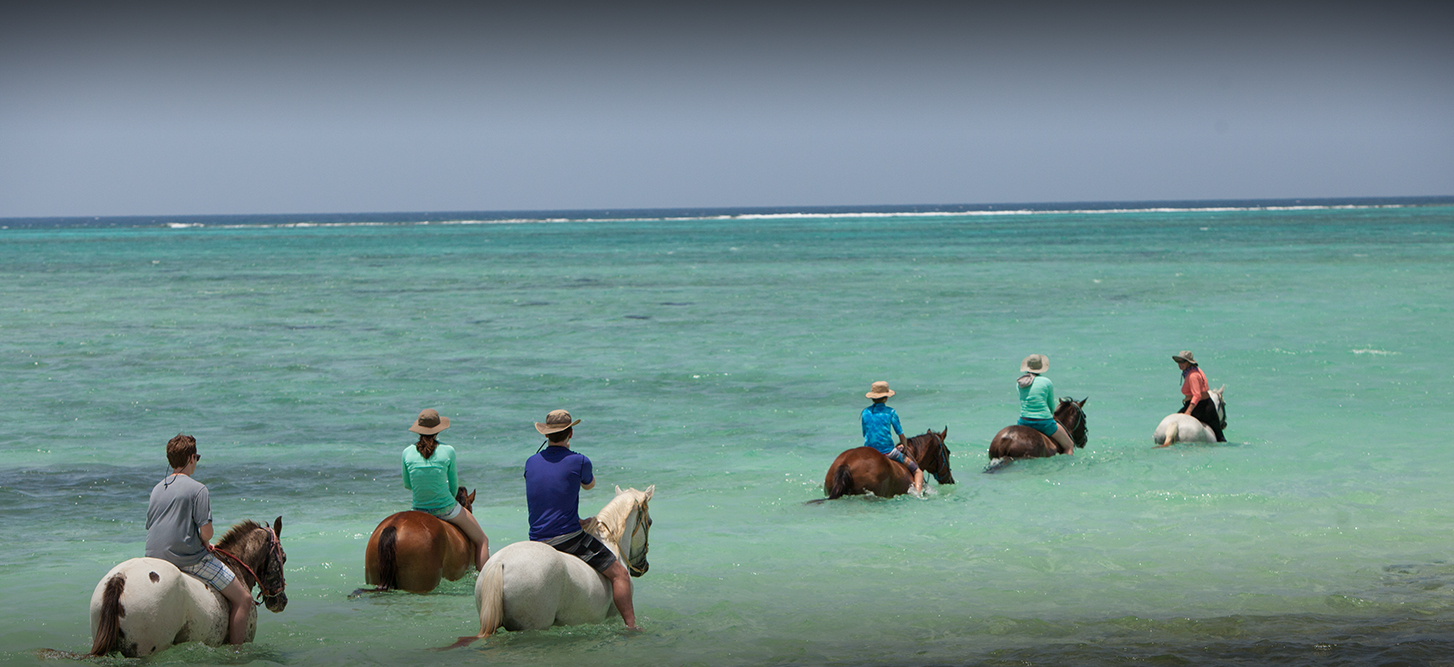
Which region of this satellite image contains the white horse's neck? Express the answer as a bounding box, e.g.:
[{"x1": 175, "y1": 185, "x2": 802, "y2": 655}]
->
[{"x1": 589, "y1": 492, "x2": 640, "y2": 552}]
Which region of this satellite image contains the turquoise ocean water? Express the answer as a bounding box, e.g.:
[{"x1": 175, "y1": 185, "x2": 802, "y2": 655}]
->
[{"x1": 2, "y1": 201, "x2": 1452, "y2": 666}]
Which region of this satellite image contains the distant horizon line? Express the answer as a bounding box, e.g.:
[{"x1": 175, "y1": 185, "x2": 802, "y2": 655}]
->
[{"x1": 4, "y1": 195, "x2": 1452, "y2": 229}]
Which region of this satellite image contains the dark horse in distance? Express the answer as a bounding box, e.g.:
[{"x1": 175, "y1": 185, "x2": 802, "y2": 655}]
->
[
  {"x1": 822, "y1": 428, "x2": 954, "y2": 499},
  {"x1": 986, "y1": 397, "x2": 1089, "y2": 472}
]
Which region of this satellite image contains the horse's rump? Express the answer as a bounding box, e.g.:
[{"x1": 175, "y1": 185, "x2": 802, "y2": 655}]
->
[
  {"x1": 822, "y1": 447, "x2": 910, "y2": 498},
  {"x1": 988, "y1": 425, "x2": 1057, "y2": 460},
  {"x1": 88, "y1": 575, "x2": 126, "y2": 656},
  {"x1": 365, "y1": 511, "x2": 473, "y2": 594},
  {"x1": 89, "y1": 557, "x2": 248, "y2": 658}
]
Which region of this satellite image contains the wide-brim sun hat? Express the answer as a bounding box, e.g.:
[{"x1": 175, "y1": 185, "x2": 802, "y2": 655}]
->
[
  {"x1": 865, "y1": 380, "x2": 895, "y2": 399},
  {"x1": 409, "y1": 408, "x2": 450, "y2": 435},
  {"x1": 1020, "y1": 354, "x2": 1049, "y2": 374},
  {"x1": 534, "y1": 409, "x2": 582, "y2": 435},
  {"x1": 1172, "y1": 350, "x2": 1197, "y2": 364}
]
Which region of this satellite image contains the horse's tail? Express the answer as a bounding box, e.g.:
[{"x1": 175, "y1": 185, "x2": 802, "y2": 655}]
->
[
  {"x1": 89, "y1": 574, "x2": 126, "y2": 656},
  {"x1": 983, "y1": 457, "x2": 1015, "y2": 474},
  {"x1": 376, "y1": 525, "x2": 399, "y2": 591},
  {"x1": 444, "y1": 556, "x2": 504, "y2": 649},
  {"x1": 826, "y1": 462, "x2": 855, "y2": 500},
  {"x1": 1159, "y1": 420, "x2": 1179, "y2": 447}
]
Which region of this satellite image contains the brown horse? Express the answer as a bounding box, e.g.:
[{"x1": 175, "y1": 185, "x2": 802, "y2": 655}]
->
[
  {"x1": 821, "y1": 428, "x2": 953, "y2": 499},
  {"x1": 353, "y1": 487, "x2": 478, "y2": 595},
  {"x1": 985, "y1": 397, "x2": 1089, "y2": 471}
]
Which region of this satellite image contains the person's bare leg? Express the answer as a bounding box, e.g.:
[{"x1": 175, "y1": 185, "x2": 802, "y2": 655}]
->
[
  {"x1": 447, "y1": 508, "x2": 491, "y2": 570},
  {"x1": 219, "y1": 577, "x2": 251, "y2": 645},
  {"x1": 1050, "y1": 425, "x2": 1075, "y2": 455},
  {"x1": 603, "y1": 561, "x2": 639, "y2": 630}
]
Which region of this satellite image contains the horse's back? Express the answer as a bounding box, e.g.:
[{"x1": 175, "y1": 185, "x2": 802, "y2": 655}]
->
[
  {"x1": 988, "y1": 425, "x2": 1055, "y2": 460},
  {"x1": 490, "y1": 541, "x2": 612, "y2": 631},
  {"x1": 1154, "y1": 414, "x2": 1215, "y2": 445},
  {"x1": 91, "y1": 557, "x2": 241, "y2": 657}
]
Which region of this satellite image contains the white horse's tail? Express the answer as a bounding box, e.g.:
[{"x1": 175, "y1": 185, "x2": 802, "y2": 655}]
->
[
  {"x1": 1161, "y1": 420, "x2": 1179, "y2": 446},
  {"x1": 89, "y1": 574, "x2": 126, "y2": 656},
  {"x1": 443, "y1": 557, "x2": 505, "y2": 650}
]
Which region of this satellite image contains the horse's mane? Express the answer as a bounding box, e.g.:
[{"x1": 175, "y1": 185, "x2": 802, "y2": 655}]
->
[
  {"x1": 590, "y1": 489, "x2": 647, "y2": 546},
  {"x1": 215, "y1": 519, "x2": 264, "y2": 551}
]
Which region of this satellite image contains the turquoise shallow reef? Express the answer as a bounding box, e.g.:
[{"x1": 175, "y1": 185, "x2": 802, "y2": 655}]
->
[{"x1": 3, "y1": 201, "x2": 1452, "y2": 665}]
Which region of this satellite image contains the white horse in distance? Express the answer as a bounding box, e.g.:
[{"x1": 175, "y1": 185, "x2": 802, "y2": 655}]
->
[
  {"x1": 450, "y1": 486, "x2": 654, "y2": 648},
  {"x1": 1154, "y1": 386, "x2": 1227, "y2": 446}
]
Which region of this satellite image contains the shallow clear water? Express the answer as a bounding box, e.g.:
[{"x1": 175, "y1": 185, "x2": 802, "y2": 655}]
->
[{"x1": 2, "y1": 204, "x2": 1452, "y2": 665}]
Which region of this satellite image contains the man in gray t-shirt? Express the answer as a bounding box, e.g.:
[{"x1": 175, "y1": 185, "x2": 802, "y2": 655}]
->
[
  {"x1": 145, "y1": 434, "x2": 251, "y2": 645},
  {"x1": 145, "y1": 472, "x2": 211, "y2": 566}
]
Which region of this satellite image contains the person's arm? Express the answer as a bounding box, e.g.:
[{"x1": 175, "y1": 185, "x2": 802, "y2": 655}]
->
[
  {"x1": 200, "y1": 522, "x2": 214, "y2": 544},
  {"x1": 1184, "y1": 371, "x2": 1207, "y2": 412},
  {"x1": 401, "y1": 453, "x2": 412, "y2": 490},
  {"x1": 446, "y1": 448, "x2": 459, "y2": 499},
  {"x1": 580, "y1": 456, "x2": 595, "y2": 490}
]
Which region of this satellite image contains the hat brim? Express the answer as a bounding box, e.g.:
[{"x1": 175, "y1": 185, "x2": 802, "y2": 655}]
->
[
  {"x1": 409, "y1": 416, "x2": 450, "y2": 435},
  {"x1": 865, "y1": 390, "x2": 895, "y2": 399},
  {"x1": 1020, "y1": 363, "x2": 1047, "y2": 373},
  {"x1": 534, "y1": 418, "x2": 581, "y2": 435},
  {"x1": 1172, "y1": 356, "x2": 1194, "y2": 364}
]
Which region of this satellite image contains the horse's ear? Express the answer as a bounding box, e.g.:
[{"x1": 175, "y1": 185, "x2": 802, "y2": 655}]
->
[
  {"x1": 273, "y1": 516, "x2": 283, "y2": 538},
  {"x1": 1217, "y1": 385, "x2": 1225, "y2": 395},
  {"x1": 1079, "y1": 397, "x2": 1088, "y2": 407},
  {"x1": 643, "y1": 485, "x2": 655, "y2": 500},
  {"x1": 941, "y1": 426, "x2": 948, "y2": 438},
  {"x1": 615, "y1": 485, "x2": 625, "y2": 495},
  {"x1": 467, "y1": 490, "x2": 476, "y2": 505}
]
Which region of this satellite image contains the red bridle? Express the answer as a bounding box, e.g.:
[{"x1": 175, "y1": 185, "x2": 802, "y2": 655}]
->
[{"x1": 213, "y1": 526, "x2": 286, "y2": 605}]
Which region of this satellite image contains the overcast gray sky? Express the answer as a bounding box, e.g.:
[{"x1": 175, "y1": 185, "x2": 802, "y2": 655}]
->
[{"x1": 2, "y1": 1, "x2": 1451, "y2": 218}]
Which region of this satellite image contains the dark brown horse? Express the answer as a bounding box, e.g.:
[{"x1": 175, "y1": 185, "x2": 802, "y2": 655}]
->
[
  {"x1": 353, "y1": 487, "x2": 478, "y2": 595},
  {"x1": 985, "y1": 397, "x2": 1089, "y2": 471},
  {"x1": 822, "y1": 428, "x2": 953, "y2": 499}
]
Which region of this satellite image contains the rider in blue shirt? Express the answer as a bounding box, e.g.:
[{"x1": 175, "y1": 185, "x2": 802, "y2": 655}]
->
[
  {"x1": 861, "y1": 381, "x2": 923, "y2": 496},
  {"x1": 523, "y1": 409, "x2": 639, "y2": 631}
]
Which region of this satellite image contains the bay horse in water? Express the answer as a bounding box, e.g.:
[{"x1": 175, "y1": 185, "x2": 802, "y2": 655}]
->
[
  {"x1": 986, "y1": 397, "x2": 1089, "y2": 471},
  {"x1": 822, "y1": 428, "x2": 954, "y2": 499},
  {"x1": 354, "y1": 487, "x2": 478, "y2": 595},
  {"x1": 89, "y1": 517, "x2": 287, "y2": 657}
]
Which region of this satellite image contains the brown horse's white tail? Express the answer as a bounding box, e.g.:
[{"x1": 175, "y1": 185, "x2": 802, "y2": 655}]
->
[
  {"x1": 444, "y1": 556, "x2": 504, "y2": 649},
  {"x1": 826, "y1": 462, "x2": 854, "y2": 499},
  {"x1": 89, "y1": 574, "x2": 125, "y2": 656}
]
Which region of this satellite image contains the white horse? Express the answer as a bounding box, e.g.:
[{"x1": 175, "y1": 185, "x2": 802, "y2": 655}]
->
[
  {"x1": 1154, "y1": 386, "x2": 1227, "y2": 446},
  {"x1": 450, "y1": 486, "x2": 654, "y2": 648},
  {"x1": 89, "y1": 518, "x2": 287, "y2": 657}
]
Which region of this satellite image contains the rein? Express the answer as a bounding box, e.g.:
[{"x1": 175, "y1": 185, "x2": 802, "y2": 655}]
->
[{"x1": 213, "y1": 526, "x2": 285, "y2": 605}]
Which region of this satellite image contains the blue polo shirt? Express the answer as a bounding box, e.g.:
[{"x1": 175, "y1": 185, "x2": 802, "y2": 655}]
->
[
  {"x1": 524, "y1": 446, "x2": 594, "y2": 541},
  {"x1": 861, "y1": 403, "x2": 904, "y2": 455}
]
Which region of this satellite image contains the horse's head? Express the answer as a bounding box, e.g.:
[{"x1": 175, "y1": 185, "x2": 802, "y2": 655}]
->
[
  {"x1": 216, "y1": 516, "x2": 288, "y2": 612},
  {"x1": 1210, "y1": 385, "x2": 1227, "y2": 429},
  {"x1": 455, "y1": 486, "x2": 477, "y2": 513},
  {"x1": 909, "y1": 428, "x2": 954, "y2": 485},
  {"x1": 608, "y1": 485, "x2": 654, "y2": 578},
  {"x1": 1055, "y1": 397, "x2": 1089, "y2": 448}
]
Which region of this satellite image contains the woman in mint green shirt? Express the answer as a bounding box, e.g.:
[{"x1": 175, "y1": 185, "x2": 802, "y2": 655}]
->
[
  {"x1": 403, "y1": 408, "x2": 490, "y2": 570},
  {"x1": 1016, "y1": 354, "x2": 1076, "y2": 455}
]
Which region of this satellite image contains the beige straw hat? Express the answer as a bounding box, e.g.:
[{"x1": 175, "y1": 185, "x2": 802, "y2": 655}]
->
[
  {"x1": 1172, "y1": 350, "x2": 1197, "y2": 364},
  {"x1": 865, "y1": 380, "x2": 895, "y2": 399},
  {"x1": 534, "y1": 409, "x2": 581, "y2": 435},
  {"x1": 1020, "y1": 354, "x2": 1049, "y2": 374},
  {"x1": 409, "y1": 408, "x2": 450, "y2": 435}
]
